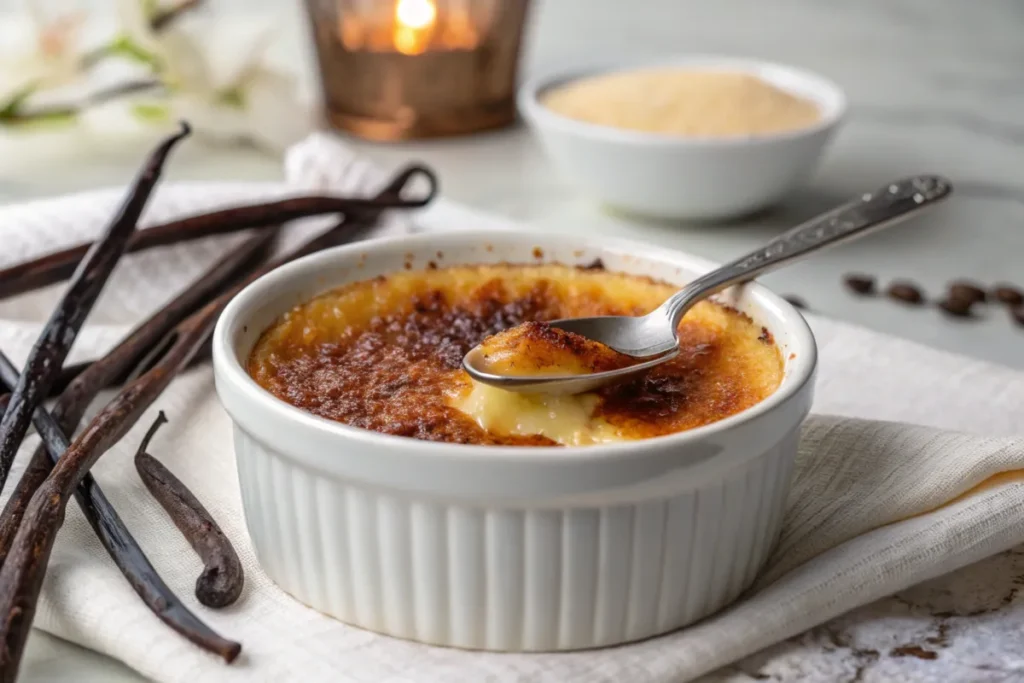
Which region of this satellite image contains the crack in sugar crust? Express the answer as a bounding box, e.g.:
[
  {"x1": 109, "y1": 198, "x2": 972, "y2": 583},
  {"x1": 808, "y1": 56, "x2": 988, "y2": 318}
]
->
[{"x1": 247, "y1": 264, "x2": 784, "y2": 446}]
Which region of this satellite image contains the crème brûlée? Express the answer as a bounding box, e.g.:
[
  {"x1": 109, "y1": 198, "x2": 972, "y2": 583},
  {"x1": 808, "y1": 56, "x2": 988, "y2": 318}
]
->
[
  {"x1": 247, "y1": 263, "x2": 784, "y2": 447},
  {"x1": 474, "y1": 320, "x2": 640, "y2": 377}
]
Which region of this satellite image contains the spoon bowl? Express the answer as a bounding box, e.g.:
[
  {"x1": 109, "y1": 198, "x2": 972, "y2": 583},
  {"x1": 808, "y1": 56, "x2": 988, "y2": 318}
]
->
[
  {"x1": 461, "y1": 345, "x2": 679, "y2": 395},
  {"x1": 463, "y1": 175, "x2": 952, "y2": 395}
]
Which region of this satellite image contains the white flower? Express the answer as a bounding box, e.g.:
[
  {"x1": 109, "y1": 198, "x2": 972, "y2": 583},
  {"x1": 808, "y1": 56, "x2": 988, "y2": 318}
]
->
[
  {"x1": 0, "y1": 3, "x2": 88, "y2": 120},
  {"x1": 113, "y1": 0, "x2": 312, "y2": 154}
]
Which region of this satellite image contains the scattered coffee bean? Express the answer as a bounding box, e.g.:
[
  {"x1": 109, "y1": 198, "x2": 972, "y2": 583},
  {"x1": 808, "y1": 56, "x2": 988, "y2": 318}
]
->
[
  {"x1": 947, "y1": 281, "x2": 987, "y2": 304},
  {"x1": 937, "y1": 296, "x2": 975, "y2": 318},
  {"x1": 992, "y1": 285, "x2": 1024, "y2": 307},
  {"x1": 843, "y1": 274, "x2": 876, "y2": 295},
  {"x1": 886, "y1": 281, "x2": 925, "y2": 305},
  {"x1": 784, "y1": 295, "x2": 808, "y2": 310},
  {"x1": 833, "y1": 273, "x2": 1024, "y2": 326}
]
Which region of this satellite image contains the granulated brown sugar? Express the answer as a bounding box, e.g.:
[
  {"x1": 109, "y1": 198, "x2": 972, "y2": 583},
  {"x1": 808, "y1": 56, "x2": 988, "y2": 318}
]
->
[{"x1": 542, "y1": 68, "x2": 821, "y2": 137}]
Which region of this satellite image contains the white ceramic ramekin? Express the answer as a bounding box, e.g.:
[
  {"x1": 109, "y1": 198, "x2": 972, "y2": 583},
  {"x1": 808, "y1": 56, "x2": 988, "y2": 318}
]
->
[
  {"x1": 518, "y1": 56, "x2": 846, "y2": 221},
  {"x1": 212, "y1": 230, "x2": 817, "y2": 651}
]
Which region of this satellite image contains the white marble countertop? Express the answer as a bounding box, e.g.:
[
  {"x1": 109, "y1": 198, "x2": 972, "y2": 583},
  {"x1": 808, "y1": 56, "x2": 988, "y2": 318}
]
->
[{"x1": 3, "y1": 0, "x2": 1024, "y2": 680}]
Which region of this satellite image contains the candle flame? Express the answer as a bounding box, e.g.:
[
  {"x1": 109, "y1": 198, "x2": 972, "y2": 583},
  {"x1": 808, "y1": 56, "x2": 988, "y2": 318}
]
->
[
  {"x1": 394, "y1": 0, "x2": 436, "y2": 54},
  {"x1": 396, "y1": 0, "x2": 437, "y2": 30}
]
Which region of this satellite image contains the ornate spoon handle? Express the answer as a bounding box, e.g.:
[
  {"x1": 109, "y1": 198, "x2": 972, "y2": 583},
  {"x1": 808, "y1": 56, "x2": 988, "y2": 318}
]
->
[{"x1": 662, "y1": 175, "x2": 953, "y2": 327}]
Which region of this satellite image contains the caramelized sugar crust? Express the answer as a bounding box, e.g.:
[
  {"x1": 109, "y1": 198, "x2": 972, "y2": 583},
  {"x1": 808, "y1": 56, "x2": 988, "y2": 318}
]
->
[
  {"x1": 247, "y1": 264, "x2": 784, "y2": 446},
  {"x1": 476, "y1": 321, "x2": 638, "y2": 377}
]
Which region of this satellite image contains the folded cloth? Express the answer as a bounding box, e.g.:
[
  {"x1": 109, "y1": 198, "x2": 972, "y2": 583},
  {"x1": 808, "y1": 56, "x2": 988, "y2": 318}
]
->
[{"x1": 0, "y1": 132, "x2": 1021, "y2": 683}]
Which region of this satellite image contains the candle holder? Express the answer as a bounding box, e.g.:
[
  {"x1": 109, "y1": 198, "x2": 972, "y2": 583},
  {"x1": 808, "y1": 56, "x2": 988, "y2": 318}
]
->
[{"x1": 304, "y1": 0, "x2": 531, "y2": 141}]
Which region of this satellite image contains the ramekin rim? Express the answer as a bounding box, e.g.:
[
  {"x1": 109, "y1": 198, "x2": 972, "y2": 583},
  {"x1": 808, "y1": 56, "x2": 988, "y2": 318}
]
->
[{"x1": 212, "y1": 229, "x2": 817, "y2": 465}]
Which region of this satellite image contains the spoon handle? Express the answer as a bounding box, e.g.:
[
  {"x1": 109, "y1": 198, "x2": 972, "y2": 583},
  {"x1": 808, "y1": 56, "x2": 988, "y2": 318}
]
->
[{"x1": 663, "y1": 175, "x2": 953, "y2": 327}]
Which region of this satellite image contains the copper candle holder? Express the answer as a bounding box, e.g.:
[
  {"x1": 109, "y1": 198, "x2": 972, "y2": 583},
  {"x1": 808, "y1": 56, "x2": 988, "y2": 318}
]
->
[{"x1": 304, "y1": 0, "x2": 531, "y2": 141}]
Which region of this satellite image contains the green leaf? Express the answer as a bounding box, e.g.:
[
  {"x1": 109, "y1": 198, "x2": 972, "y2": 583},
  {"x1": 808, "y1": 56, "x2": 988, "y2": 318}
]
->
[
  {"x1": 0, "y1": 107, "x2": 78, "y2": 129},
  {"x1": 217, "y1": 87, "x2": 246, "y2": 109},
  {"x1": 0, "y1": 81, "x2": 40, "y2": 121},
  {"x1": 102, "y1": 34, "x2": 164, "y2": 71},
  {"x1": 130, "y1": 101, "x2": 172, "y2": 122},
  {"x1": 10, "y1": 109, "x2": 78, "y2": 129}
]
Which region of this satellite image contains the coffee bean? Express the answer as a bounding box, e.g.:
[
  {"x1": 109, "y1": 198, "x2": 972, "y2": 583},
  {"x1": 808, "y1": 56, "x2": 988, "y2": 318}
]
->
[
  {"x1": 784, "y1": 295, "x2": 808, "y2": 310},
  {"x1": 938, "y1": 296, "x2": 975, "y2": 318},
  {"x1": 1011, "y1": 305, "x2": 1024, "y2": 327},
  {"x1": 947, "y1": 281, "x2": 987, "y2": 304},
  {"x1": 843, "y1": 274, "x2": 876, "y2": 295},
  {"x1": 886, "y1": 281, "x2": 925, "y2": 305},
  {"x1": 992, "y1": 285, "x2": 1024, "y2": 307}
]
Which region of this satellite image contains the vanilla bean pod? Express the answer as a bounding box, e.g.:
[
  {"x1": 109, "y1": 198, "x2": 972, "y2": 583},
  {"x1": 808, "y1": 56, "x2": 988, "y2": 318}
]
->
[
  {"x1": 49, "y1": 342, "x2": 212, "y2": 400},
  {"x1": 47, "y1": 361, "x2": 90, "y2": 398},
  {"x1": 135, "y1": 412, "x2": 243, "y2": 608},
  {"x1": 0, "y1": 225, "x2": 269, "y2": 664},
  {"x1": 0, "y1": 228, "x2": 275, "y2": 564},
  {"x1": 0, "y1": 350, "x2": 240, "y2": 662},
  {"x1": 1, "y1": 163, "x2": 424, "y2": 553},
  {"x1": 0, "y1": 123, "x2": 190, "y2": 493},
  {"x1": 0, "y1": 164, "x2": 436, "y2": 680},
  {"x1": 0, "y1": 184, "x2": 434, "y2": 301}
]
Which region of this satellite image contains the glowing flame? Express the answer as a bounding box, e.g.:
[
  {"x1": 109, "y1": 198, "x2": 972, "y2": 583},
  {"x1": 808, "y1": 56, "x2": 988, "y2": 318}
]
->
[
  {"x1": 394, "y1": 0, "x2": 437, "y2": 54},
  {"x1": 396, "y1": 0, "x2": 437, "y2": 30}
]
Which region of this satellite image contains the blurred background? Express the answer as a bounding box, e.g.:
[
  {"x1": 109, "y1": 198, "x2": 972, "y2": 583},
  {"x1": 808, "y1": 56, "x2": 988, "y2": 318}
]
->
[
  {"x1": 1, "y1": 0, "x2": 1023, "y2": 368},
  {"x1": 3, "y1": 1, "x2": 1018, "y2": 199}
]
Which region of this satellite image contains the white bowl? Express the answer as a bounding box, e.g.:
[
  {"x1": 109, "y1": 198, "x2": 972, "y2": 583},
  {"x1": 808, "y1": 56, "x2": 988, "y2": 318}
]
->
[
  {"x1": 518, "y1": 56, "x2": 846, "y2": 221},
  {"x1": 212, "y1": 230, "x2": 817, "y2": 651}
]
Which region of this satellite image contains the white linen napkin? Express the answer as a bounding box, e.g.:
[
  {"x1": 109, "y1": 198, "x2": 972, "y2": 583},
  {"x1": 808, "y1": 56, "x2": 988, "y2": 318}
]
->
[{"x1": 0, "y1": 132, "x2": 1022, "y2": 683}]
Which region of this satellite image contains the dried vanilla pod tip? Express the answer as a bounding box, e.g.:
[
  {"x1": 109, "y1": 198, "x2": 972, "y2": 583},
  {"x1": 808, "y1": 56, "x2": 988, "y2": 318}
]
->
[{"x1": 134, "y1": 412, "x2": 244, "y2": 608}]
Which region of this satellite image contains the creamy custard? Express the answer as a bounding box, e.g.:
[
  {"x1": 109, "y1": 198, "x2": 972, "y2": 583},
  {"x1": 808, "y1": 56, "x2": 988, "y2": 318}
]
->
[
  {"x1": 475, "y1": 321, "x2": 637, "y2": 377},
  {"x1": 247, "y1": 264, "x2": 784, "y2": 447}
]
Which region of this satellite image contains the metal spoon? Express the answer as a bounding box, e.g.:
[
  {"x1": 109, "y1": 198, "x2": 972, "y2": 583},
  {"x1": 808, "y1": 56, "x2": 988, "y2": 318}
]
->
[{"x1": 463, "y1": 175, "x2": 952, "y2": 395}]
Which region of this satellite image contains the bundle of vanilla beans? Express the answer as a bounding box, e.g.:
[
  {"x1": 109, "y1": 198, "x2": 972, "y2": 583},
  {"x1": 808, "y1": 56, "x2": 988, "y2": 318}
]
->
[{"x1": 0, "y1": 122, "x2": 437, "y2": 681}]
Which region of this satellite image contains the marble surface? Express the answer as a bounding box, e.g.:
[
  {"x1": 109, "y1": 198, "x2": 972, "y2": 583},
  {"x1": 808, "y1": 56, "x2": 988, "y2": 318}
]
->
[
  {"x1": 710, "y1": 550, "x2": 1024, "y2": 682},
  {"x1": 2, "y1": 0, "x2": 1024, "y2": 680}
]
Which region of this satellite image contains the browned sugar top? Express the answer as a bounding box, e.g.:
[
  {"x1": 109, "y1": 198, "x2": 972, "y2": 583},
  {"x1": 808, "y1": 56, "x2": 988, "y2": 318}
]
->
[
  {"x1": 476, "y1": 320, "x2": 639, "y2": 377},
  {"x1": 247, "y1": 264, "x2": 784, "y2": 446}
]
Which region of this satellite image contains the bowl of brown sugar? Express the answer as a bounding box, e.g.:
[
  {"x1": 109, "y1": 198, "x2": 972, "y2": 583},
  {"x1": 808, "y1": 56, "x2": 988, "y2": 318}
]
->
[{"x1": 518, "y1": 56, "x2": 846, "y2": 221}]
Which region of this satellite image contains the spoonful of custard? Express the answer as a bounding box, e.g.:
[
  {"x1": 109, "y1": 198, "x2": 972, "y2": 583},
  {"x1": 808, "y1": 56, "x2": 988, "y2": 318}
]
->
[
  {"x1": 464, "y1": 175, "x2": 952, "y2": 395},
  {"x1": 467, "y1": 320, "x2": 665, "y2": 394}
]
